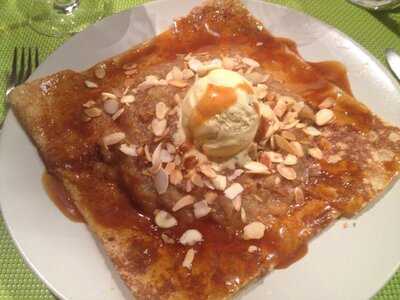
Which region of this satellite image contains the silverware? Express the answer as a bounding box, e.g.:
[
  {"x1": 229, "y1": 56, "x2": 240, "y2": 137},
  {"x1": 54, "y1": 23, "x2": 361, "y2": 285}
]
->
[
  {"x1": 1, "y1": 47, "x2": 40, "y2": 128},
  {"x1": 385, "y1": 48, "x2": 400, "y2": 81}
]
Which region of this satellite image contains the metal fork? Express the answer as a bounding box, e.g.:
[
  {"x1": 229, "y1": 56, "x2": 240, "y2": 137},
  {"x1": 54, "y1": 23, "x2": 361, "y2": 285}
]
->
[{"x1": 1, "y1": 47, "x2": 40, "y2": 128}]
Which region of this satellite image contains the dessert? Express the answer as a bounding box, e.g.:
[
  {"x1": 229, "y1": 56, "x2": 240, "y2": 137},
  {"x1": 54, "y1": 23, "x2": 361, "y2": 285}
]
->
[{"x1": 9, "y1": 0, "x2": 400, "y2": 299}]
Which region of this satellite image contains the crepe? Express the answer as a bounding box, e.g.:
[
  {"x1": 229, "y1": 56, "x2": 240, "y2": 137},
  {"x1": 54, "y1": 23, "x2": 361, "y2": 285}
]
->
[{"x1": 9, "y1": 0, "x2": 400, "y2": 299}]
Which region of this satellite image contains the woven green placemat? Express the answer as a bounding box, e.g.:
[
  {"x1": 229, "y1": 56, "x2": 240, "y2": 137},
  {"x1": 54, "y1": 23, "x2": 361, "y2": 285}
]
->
[{"x1": 0, "y1": 0, "x2": 399, "y2": 299}]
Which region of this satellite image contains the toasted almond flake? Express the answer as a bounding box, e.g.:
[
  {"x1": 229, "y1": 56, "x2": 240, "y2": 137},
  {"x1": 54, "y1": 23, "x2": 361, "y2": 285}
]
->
[
  {"x1": 179, "y1": 229, "x2": 203, "y2": 246},
  {"x1": 170, "y1": 169, "x2": 183, "y2": 185},
  {"x1": 152, "y1": 118, "x2": 167, "y2": 136},
  {"x1": 240, "y1": 208, "x2": 247, "y2": 223},
  {"x1": 119, "y1": 143, "x2": 137, "y2": 156},
  {"x1": 294, "y1": 187, "x2": 304, "y2": 204},
  {"x1": 284, "y1": 154, "x2": 298, "y2": 166},
  {"x1": 188, "y1": 58, "x2": 203, "y2": 72},
  {"x1": 254, "y1": 84, "x2": 269, "y2": 99},
  {"x1": 191, "y1": 173, "x2": 204, "y2": 188},
  {"x1": 103, "y1": 132, "x2": 125, "y2": 147},
  {"x1": 290, "y1": 141, "x2": 304, "y2": 157},
  {"x1": 193, "y1": 200, "x2": 211, "y2": 218},
  {"x1": 248, "y1": 245, "x2": 259, "y2": 253},
  {"x1": 308, "y1": 147, "x2": 323, "y2": 160},
  {"x1": 150, "y1": 143, "x2": 163, "y2": 173},
  {"x1": 264, "y1": 151, "x2": 283, "y2": 163},
  {"x1": 144, "y1": 145, "x2": 152, "y2": 161},
  {"x1": 101, "y1": 92, "x2": 117, "y2": 100},
  {"x1": 83, "y1": 100, "x2": 96, "y2": 108},
  {"x1": 155, "y1": 102, "x2": 169, "y2": 119},
  {"x1": 242, "y1": 57, "x2": 260, "y2": 68},
  {"x1": 281, "y1": 130, "x2": 296, "y2": 141},
  {"x1": 389, "y1": 132, "x2": 400, "y2": 142},
  {"x1": 185, "y1": 180, "x2": 193, "y2": 192},
  {"x1": 327, "y1": 154, "x2": 342, "y2": 164},
  {"x1": 153, "y1": 168, "x2": 169, "y2": 194},
  {"x1": 94, "y1": 66, "x2": 106, "y2": 79},
  {"x1": 204, "y1": 192, "x2": 218, "y2": 204},
  {"x1": 319, "y1": 97, "x2": 335, "y2": 109},
  {"x1": 103, "y1": 99, "x2": 119, "y2": 115},
  {"x1": 243, "y1": 222, "x2": 266, "y2": 240},
  {"x1": 224, "y1": 183, "x2": 244, "y2": 200},
  {"x1": 161, "y1": 233, "x2": 175, "y2": 244},
  {"x1": 274, "y1": 135, "x2": 297, "y2": 155},
  {"x1": 84, "y1": 107, "x2": 102, "y2": 118},
  {"x1": 299, "y1": 104, "x2": 315, "y2": 121},
  {"x1": 168, "y1": 79, "x2": 188, "y2": 88},
  {"x1": 212, "y1": 175, "x2": 227, "y2": 191},
  {"x1": 295, "y1": 122, "x2": 307, "y2": 129},
  {"x1": 315, "y1": 109, "x2": 334, "y2": 126},
  {"x1": 173, "y1": 195, "x2": 195, "y2": 212},
  {"x1": 155, "y1": 210, "x2": 177, "y2": 228},
  {"x1": 112, "y1": 108, "x2": 125, "y2": 120},
  {"x1": 273, "y1": 99, "x2": 287, "y2": 118},
  {"x1": 232, "y1": 196, "x2": 242, "y2": 211},
  {"x1": 244, "y1": 161, "x2": 270, "y2": 174},
  {"x1": 174, "y1": 155, "x2": 182, "y2": 166},
  {"x1": 199, "y1": 164, "x2": 217, "y2": 178},
  {"x1": 182, "y1": 248, "x2": 196, "y2": 270},
  {"x1": 228, "y1": 169, "x2": 244, "y2": 181},
  {"x1": 160, "y1": 149, "x2": 173, "y2": 163},
  {"x1": 84, "y1": 80, "x2": 98, "y2": 88},
  {"x1": 164, "y1": 162, "x2": 176, "y2": 174},
  {"x1": 303, "y1": 126, "x2": 322, "y2": 136},
  {"x1": 121, "y1": 94, "x2": 135, "y2": 104},
  {"x1": 281, "y1": 120, "x2": 299, "y2": 130},
  {"x1": 277, "y1": 164, "x2": 296, "y2": 180},
  {"x1": 182, "y1": 69, "x2": 194, "y2": 80}
]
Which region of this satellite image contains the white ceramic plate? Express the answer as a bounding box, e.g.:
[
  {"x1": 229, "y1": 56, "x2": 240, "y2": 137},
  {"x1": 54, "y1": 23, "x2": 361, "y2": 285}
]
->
[{"x1": 1, "y1": 1, "x2": 399, "y2": 299}]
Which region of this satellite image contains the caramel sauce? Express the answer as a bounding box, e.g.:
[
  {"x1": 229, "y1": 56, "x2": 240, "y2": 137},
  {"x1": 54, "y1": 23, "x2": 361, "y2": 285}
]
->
[
  {"x1": 189, "y1": 84, "x2": 237, "y2": 128},
  {"x1": 42, "y1": 172, "x2": 84, "y2": 223}
]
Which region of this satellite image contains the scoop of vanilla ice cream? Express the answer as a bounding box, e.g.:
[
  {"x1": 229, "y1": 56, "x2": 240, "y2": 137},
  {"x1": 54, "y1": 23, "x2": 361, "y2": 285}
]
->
[{"x1": 182, "y1": 69, "x2": 260, "y2": 159}]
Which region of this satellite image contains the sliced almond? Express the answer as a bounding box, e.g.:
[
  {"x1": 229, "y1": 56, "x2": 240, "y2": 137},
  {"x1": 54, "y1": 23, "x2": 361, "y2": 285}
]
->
[
  {"x1": 119, "y1": 143, "x2": 137, "y2": 156},
  {"x1": 244, "y1": 161, "x2": 270, "y2": 174},
  {"x1": 254, "y1": 84, "x2": 269, "y2": 100},
  {"x1": 290, "y1": 141, "x2": 304, "y2": 157},
  {"x1": 243, "y1": 222, "x2": 266, "y2": 240},
  {"x1": 242, "y1": 57, "x2": 260, "y2": 68},
  {"x1": 212, "y1": 175, "x2": 227, "y2": 191},
  {"x1": 103, "y1": 132, "x2": 125, "y2": 147},
  {"x1": 275, "y1": 135, "x2": 296, "y2": 155},
  {"x1": 308, "y1": 147, "x2": 323, "y2": 160},
  {"x1": 224, "y1": 183, "x2": 244, "y2": 200},
  {"x1": 161, "y1": 233, "x2": 175, "y2": 244},
  {"x1": 155, "y1": 102, "x2": 169, "y2": 119},
  {"x1": 179, "y1": 229, "x2": 203, "y2": 246},
  {"x1": 277, "y1": 164, "x2": 296, "y2": 180},
  {"x1": 315, "y1": 109, "x2": 334, "y2": 126},
  {"x1": 182, "y1": 248, "x2": 196, "y2": 270},
  {"x1": 281, "y1": 130, "x2": 296, "y2": 141},
  {"x1": 199, "y1": 164, "x2": 217, "y2": 178},
  {"x1": 294, "y1": 187, "x2": 304, "y2": 204},
  {"x1": 164, "y1": 162, "x2": 176, "y2": 174},
  {"x1": 152, "y1": 118, "x2": 167, "y2": 136},
  {"x1": 84, "y1": 107, "x2": 102, "y2": 118},
  {"x1": 188, "y1": 58, "x2": 203, "y2": 72},
  {"x1": 303, "y1": 126, "x2": 322, "y2": 137},
  {"x1": 168, "y1": 80, "x2": 188, "y2": 88},
  {"x1": 319, "y1": 97, "x2": 335, "y2": 109},
  {"x1": 166, "y1": 143, "x2": 176, "y2": 154},
  {"x1": 299, "y1": 104, "x2": 315, "y2": 121},
  {"x1": 241, "y1": 208, "x2": 247, "y2": 223},
  {"x1": 149, "y1": 143, "x2": 163, "y2": 173},
  {"x1": 83, "y1": 100, "x2": 96, "y2": 108},
  {"x1": 153, "y1": 168, "x2": 169, "y2": 194},
  {"x1": 112, "y1": 108, "x2": 125, "y2": 121},
  {"x1": 232, "y1": 196, "x2": 242, "y2": 211},
  {"x1": 191, "y1": 173, "x2": 204, "y2": 188},
  {"x1": 170, "y1": 169, "x2": 183, "y2": 185},
  {"x1": 155, "y1": 210, "x2": 177, "y2": 228},
  {"x1": 284, "y1": 154, "x2": 298, "y2": 166},
  {"x1": 173, "y1": 195, "x2": 195, "y2": 212},
  {"x1": 94, "y1": 66, "x2": 106, "y2": 79},
  {"x1": 264, "y1": 151, "x2": 283, "y2": 163},
  {"x1": 84, "y1": 80, "x2": 98, "y2": 88},
  {"x1": 121, "y1": 94, "x2": 135, "y2": 104},
  {"x1": 204, "y1": 192, "x2": 218, "y2": 204},
  {"x1": 273, "y1": 99, "x2": 287, "y2": 118},
  {"x1": 185, "y1": 180, "x2": 193, "y2": 192},
  {"x1": 101, "y1": 92, "x2": 117, "y2": 100},
  {"x1": 103, "y1": 99, "x2": 119, "y2": 115},
  {"x1": 160, "y1": 149, "x2": 173, "y2": 163},
  {"x1": 228, "y1": 169, "x2": 244, "y2": 181},
  {"x1": 193, "y1": 200, "x2": 212, "y2": 218}
]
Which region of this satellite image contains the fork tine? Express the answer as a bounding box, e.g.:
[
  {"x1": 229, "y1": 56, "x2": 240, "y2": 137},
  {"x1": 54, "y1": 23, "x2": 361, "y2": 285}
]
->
[
  {"x1": 9, "y1": 47, "x2": 18, "y2": 85},
  {"x1": 17, "y1": 47, "x2": 26, "y2": 85},
  {"x1": 24, "y1": 48, "x2": 33, "y2": 82},
  {"x1": 35, "y1": 47, "x2": 40, "y2": 69}
]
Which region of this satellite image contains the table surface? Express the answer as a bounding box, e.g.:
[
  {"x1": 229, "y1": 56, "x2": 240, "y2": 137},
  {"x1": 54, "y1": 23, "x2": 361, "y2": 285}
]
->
[{"x1": 0, "y1": 0, "x2": 399, "y2": 299}]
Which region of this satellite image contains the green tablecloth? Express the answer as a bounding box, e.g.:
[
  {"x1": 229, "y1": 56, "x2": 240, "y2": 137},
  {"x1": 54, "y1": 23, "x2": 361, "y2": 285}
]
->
[{"x1": 0, "y1": 0, "x2": 399, "y2": 299}]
